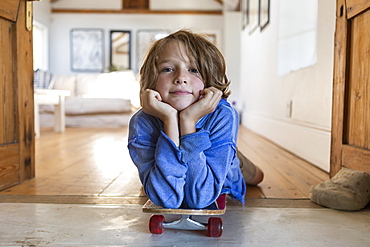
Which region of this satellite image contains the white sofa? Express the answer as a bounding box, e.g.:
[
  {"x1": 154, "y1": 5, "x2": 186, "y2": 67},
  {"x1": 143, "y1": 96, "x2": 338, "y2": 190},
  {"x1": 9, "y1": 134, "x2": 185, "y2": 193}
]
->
[{"x1": 38, "y1": 70, "x2": 140, "y2": 128}]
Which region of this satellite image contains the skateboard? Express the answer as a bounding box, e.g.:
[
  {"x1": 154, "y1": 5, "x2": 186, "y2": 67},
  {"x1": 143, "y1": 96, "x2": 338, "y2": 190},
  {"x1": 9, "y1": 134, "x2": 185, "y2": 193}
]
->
[{"x1": 142, "y1": 194, "x2": 226, "y2": 237}]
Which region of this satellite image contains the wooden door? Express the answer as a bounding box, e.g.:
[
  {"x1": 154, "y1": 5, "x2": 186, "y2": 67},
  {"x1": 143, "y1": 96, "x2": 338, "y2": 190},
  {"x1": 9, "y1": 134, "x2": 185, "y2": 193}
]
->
[
  {"x1": 0, "y1": 0, "x2": 35, "y2": 190},
  {"x1": 331, "y1": 0, "x2": 370, "y2": 177}
]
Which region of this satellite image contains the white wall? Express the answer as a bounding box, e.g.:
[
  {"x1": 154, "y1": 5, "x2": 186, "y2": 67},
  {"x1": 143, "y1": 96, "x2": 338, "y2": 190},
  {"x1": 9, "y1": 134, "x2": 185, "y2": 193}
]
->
[
  {"x1": 33, "y1": 1, "x2": 52, "y2": 71},
  {"x1": 223, "y1": 12, "x2": 242, "y2": 106},
  {"x1": 240, "y1": 0, "x2": 336, "y2": 171},
  {"x1": 49, "y1": 14, "x2": 223, "y2": 75},
  {"x1": 33, "y1": 0, "x2": 51, "y2": 26}
]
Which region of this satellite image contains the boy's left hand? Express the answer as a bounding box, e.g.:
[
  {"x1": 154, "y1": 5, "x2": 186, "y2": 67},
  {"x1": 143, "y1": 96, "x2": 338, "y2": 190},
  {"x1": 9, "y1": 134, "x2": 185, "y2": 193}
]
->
[{"x1": 179, "y1": 87, "x2": 222, "y2": 134}]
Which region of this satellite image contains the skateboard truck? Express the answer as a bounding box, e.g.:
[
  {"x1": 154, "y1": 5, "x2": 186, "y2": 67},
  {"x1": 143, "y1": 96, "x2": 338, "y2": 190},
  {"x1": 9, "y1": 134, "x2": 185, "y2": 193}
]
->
[
  {"x1": 164, "y1": 214, "x2": 207, "y2": 230},
  {"x1": 143, "y1": 194, "x2": 226, "y2": 237}
]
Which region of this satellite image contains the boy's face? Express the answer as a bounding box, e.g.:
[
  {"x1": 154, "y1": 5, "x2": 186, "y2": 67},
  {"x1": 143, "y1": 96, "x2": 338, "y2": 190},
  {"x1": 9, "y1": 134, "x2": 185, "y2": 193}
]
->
[{"x1": 155, "y1": 41, "x2": 204, "y2": 111}]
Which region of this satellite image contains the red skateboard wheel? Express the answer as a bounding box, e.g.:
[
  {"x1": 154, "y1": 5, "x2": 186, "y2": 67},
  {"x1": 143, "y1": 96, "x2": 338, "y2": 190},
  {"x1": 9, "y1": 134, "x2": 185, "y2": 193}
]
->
[
  {"x1": 208, "y1": 217, "x2": 223, "y2": 237},
  {"x1": 149, "y1": 215, "x2": 164, "y2": 234}
]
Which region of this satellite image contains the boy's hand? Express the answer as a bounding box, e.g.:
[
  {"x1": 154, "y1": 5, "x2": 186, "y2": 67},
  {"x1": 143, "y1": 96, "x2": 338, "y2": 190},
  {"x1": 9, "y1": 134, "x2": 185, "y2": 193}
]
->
[
  {"x1": 141, "y1": 89, "x2": 178, "y2": 122},
  {"x1": 181, "y1": 87, "x2": 222, "y2": 121},
  {"x1": 179, "y1": 87, "x2": 222, "y2": 136}
]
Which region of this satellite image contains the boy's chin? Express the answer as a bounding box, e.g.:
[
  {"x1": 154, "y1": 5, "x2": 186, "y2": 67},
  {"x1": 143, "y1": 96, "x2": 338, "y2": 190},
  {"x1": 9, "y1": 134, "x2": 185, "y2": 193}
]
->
[
  {"x1": 174, "y1": 106, "x2": 189, "y2": 111},
  {"x1": 173, "y1": 103, "x2": 192, "y2": 112},
  {"x1": 168, "y1": 98, "x2": 199, "y2": 111}
]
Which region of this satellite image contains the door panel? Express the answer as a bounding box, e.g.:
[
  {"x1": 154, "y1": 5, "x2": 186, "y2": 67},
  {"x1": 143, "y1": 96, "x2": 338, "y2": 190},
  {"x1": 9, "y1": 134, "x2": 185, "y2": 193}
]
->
[
  {"x1": 331, "y1": 0, "x2": 370, "y2": 176},
  {"x1": 0, "y1": 0, "x2": 35, "y2": 190},
  {"x1": 0, "y1": 0, "x2": 19, "y2": 22},
  {"x1": 346, "y1": 0, "x2": 370, "y2": 18},
  {"x1": 346, "y1": 10, "x2": 370, "y2": 149},
  {"x1": 0, "y1": 144, "x2": 19, "y2": 189},
  {"x1": 1, "y1": 20, "x2": 17, "y2": 145}
]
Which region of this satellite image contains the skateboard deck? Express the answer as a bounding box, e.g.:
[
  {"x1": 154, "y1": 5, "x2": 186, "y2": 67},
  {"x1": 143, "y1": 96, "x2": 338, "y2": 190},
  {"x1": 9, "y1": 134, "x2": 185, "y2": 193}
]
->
[
  {"x1": 142, "y1": 199, "x2": 226, "y2": 215},
  {"x1": 142, "y1": 194, "x2": 226, "y2": 237}
]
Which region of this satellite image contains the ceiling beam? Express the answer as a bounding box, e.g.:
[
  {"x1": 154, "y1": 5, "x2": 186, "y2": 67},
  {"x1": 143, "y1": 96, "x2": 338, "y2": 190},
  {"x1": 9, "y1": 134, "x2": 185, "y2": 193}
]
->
[
  {"x1": 50, "y1": 0, "x2": 225, "y2": 14},
  {"x1": 51, "y1": 8, "x2": 222, "y2": 15}
]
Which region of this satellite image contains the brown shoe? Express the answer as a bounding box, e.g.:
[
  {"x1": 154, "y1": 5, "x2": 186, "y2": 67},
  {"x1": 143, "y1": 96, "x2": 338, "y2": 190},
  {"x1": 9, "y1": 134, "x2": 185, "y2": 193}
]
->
[{"x1": 310, "y1": 168, "x2": 370, "y2": 211}]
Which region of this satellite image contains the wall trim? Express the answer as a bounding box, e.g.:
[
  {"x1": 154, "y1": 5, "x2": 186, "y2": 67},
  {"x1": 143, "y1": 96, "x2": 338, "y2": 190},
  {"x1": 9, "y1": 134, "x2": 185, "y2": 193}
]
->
[{"x1": 242, "y1": 112, "x2": 331, "y2": 172}]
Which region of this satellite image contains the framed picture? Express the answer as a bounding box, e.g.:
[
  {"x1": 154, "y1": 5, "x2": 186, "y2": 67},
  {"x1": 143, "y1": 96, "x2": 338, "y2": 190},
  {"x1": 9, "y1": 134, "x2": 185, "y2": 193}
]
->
[
  {"x1": 260, "y1": 0, "x2": 270, "y2": 30},
  {"x1": 109, "y1": 30, "x2": 131, "y2": 71},
  {"x1": 248, "y1": 0, "x2": 259, "y2": 34},
  {"x1": 70, "y1": 29, "x2": 104, "y2": 72},
  {"x1": 241, "y1": 0, "x2": 248, "y2": 30},
  {"x1": 136, "y1": 29, "x2": 170, "y2": 71}
]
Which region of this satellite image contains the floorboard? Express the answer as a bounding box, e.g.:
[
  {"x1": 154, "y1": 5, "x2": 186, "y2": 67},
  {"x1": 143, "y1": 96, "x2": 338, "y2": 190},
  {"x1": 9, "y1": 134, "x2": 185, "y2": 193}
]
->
[
  {"x1": 0, "y1": 126, "x2": 329, "y2": 203},
  {"x1": 238, "y1": 127, "x2": 329, "y2": 199}
]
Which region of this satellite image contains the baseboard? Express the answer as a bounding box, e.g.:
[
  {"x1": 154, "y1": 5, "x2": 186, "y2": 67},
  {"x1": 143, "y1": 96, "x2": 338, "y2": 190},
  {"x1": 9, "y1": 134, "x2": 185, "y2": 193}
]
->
[{"x1": 242, "y1": 112, "x2": 331, "y2": 172}]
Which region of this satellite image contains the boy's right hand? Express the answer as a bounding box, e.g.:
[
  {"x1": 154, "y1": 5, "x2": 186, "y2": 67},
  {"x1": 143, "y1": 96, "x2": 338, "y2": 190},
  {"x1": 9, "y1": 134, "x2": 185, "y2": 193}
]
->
[
  {"x1": 141, "y1": 89, "x2": 178, "y2": 122},
  {"x1": 141, "y1": 89, "x2": 180, "y2": 146}
]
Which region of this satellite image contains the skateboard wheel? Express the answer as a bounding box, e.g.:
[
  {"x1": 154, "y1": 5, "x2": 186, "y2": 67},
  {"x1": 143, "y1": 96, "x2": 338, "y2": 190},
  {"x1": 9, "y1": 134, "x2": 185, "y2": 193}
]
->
[
  {"x1": 208, "y1": 217, "x2": 223, "y2": 237},
  {"x1": 149, "y1": 215, "x2": 164, "y2": 234}
]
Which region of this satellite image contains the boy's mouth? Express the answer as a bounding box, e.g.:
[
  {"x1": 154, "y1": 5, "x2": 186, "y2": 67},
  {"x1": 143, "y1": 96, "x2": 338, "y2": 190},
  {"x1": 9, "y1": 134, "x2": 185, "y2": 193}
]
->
[{"x1": 170, "y1": 90, "x2": 191, "y2": 95}]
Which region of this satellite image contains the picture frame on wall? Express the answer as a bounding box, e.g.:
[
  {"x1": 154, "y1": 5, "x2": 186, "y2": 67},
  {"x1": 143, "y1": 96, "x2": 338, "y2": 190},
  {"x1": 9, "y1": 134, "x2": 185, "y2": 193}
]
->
[
  {"x1": 248, "y1": 0, "x2": 259, "y2": 34},
  {"x1": 70, "y1": 29, "x2": 104, "y2": 72},
  {"x1": 109, "y1": 30, "x2": 131, "y2": 71},
  {"x1": 136, "y1": 29, "x2": 170, "y2": 71},
  {"x1": 260, "y1": 0, "x2": 270, "y2": 30}
]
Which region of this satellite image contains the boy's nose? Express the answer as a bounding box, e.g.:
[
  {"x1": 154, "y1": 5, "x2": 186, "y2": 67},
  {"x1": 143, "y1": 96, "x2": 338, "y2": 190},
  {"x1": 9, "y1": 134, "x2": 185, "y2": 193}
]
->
[
  {"x1": 175, "y1": 79, "x2": 187, "y2": 84},
  {"x1": 175, "y1": 71, "x2": 188, "y2": 84}
]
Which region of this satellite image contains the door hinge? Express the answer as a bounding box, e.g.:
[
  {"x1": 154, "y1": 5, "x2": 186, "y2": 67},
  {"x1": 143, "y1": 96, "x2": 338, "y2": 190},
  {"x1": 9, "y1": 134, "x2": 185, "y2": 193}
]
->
[{"x1": 26, "y1": 0, "x2": 41, "y2": 31}]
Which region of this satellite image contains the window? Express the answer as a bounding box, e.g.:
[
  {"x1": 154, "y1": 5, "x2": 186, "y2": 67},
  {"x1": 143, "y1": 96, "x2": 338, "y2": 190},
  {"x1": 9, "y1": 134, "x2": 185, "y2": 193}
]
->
[
  {"x1": 277, "y1": 0, "x2": 318, "y2": 76},
  {"x1": 33, "y1": 21, "x2": 49, "y2": 71}
]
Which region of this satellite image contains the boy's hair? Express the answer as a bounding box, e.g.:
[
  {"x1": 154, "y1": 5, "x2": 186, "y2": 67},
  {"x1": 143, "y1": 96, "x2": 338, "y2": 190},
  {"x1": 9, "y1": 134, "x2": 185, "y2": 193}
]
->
[{"x1": 139, "y1": 29, "x2": 231, "y2": 101}]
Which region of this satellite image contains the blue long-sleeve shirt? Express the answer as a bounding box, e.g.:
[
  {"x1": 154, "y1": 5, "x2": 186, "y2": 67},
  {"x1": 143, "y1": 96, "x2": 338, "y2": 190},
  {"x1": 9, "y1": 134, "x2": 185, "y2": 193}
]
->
[{"x1": 128, "y1": 99, "x2": 246, "y2": 209}]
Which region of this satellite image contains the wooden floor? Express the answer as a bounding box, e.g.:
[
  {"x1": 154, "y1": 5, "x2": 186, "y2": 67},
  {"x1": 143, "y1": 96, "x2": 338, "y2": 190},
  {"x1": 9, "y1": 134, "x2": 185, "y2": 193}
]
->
[{"x1": 0, "y1": 126, "x2": 329, "y2": 204}]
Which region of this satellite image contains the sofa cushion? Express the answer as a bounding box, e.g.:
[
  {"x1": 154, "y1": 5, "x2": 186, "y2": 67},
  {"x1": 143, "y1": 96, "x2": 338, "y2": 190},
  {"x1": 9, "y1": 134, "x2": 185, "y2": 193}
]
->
[
  {"x1": 64, "y1": 98, "x2": 131, "y2": 115},
  {"x1": 81, "y1": 71, "x2": 140, "y2": 107},
  {"x1": 51, "y1": 75, "x2": 77, "y2": 97},
  {"x1": 75, "y1": 73, "x2": 100, "y2": 97}
]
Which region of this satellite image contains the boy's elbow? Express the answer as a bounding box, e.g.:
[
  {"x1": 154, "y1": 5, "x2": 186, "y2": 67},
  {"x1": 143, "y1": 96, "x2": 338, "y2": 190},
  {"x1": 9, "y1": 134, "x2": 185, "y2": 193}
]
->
[
  {"x1": 150, "y1": 193, "x2": 184, "y2": 209},
  {"x1": 144, "y1": 180, "x2": 185, "y2": 209},
  {"x1": 161, "y1": 199, "x2": 183, "y2": 209},
  {"x1": 186, "y1": 196, "x2": 216, "y2": 209}
]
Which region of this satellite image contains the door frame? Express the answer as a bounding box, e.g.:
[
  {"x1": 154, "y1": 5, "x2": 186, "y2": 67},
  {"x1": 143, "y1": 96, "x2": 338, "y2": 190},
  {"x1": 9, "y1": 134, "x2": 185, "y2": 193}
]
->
[
  {"x1": 0, "y1": 0, "x2": 35, "y2": 190},
  {"x1": 330, "y1": 0, "x2": 370, "y2": 177}
]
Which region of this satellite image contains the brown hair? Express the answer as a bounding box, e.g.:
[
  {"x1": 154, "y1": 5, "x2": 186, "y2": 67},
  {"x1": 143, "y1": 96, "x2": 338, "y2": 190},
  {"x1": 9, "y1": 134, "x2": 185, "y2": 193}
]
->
[{"x1": 139, "y1": 29, "x2": 231, "y2": 101}]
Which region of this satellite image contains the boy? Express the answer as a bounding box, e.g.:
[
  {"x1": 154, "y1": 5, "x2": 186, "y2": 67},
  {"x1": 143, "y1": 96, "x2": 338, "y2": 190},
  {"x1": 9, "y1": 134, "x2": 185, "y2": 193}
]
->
[{"x1": 128, "y1": 30, "x2": 262, "y2": 209}]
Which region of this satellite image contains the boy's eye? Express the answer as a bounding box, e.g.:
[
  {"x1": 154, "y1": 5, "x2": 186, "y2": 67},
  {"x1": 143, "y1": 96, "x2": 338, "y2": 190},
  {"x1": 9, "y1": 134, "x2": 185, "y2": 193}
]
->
[
  {"x1": 161, "y1": 68, "x2": 173, "y2": 72},
  {"x1": 189, "y1": 68, "x2": 199, "y2": 73}
]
